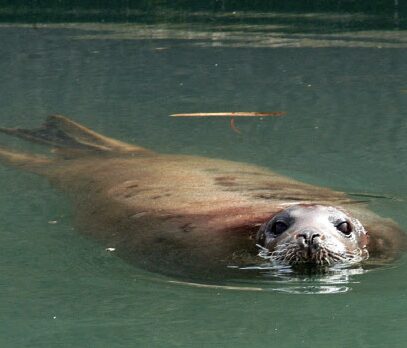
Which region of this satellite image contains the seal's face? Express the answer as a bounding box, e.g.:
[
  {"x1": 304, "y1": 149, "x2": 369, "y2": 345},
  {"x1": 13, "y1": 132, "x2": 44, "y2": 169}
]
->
[{"x1": 257, "y1": 204, "x2": 369, "y2": 266}]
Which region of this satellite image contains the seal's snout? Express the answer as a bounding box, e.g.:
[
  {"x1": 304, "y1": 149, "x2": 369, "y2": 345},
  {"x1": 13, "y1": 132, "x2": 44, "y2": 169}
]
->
[{"x1": 296, "y1": 230, "x2": 322, "y2": 248}]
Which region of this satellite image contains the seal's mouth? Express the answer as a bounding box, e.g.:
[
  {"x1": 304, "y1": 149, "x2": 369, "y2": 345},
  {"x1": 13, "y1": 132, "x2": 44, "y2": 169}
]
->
[{"x1": 256, "y1": 243, "x2": 365, "y2": 268}]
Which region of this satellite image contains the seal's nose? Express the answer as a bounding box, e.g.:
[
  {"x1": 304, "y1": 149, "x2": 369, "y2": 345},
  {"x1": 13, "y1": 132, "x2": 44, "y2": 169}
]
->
[{"x1": 296, "y1": 230, "x2": 321, "y2": 248}]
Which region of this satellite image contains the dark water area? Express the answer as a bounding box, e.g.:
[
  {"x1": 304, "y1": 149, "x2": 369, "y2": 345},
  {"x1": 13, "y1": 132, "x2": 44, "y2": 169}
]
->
[
  {"x1": 0, "y1": 4, "x2": 407, "y2": 348},
  {"x1": 1, "y1": 0, "x2": 407, "y2": 32}
]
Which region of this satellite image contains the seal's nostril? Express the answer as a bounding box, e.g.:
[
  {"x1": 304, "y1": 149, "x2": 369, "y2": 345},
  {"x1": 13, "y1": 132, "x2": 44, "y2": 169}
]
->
[
  {"x1": 311, "y1": 233, "x2": 320, "y2": 241},
  {"x1": 311, "y1": 234, "x2": 321, "y2": 247},
  {"x1": 296, "y1": 233, "x2": 310, "y2": 245}
]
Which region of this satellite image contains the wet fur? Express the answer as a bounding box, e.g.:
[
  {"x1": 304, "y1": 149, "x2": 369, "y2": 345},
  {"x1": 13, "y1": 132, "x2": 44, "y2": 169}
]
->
[{"x1": 0, "y1": 115, "x2": 405, "y2": 278}]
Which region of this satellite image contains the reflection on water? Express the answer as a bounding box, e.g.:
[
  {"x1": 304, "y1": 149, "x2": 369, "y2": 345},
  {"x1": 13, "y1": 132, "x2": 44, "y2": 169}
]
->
[
  {"x1": 233, "y1": 262, "x2": 366, "y2": 294},
  {"x1": 6, "y1": 22, "x2": 405, "y2": 48},
  {"x1": 149, "y1": 263, "x2": 367, "y2": 294},
  {"x1": 74, "y1": 24, "x2": 407, "y2": 48}
]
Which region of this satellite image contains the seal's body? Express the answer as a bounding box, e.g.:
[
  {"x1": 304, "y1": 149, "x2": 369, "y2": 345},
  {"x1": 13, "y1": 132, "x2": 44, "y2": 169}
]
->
[{"x1": 0, "y1": 116, "x2": 404, "y2": 278}]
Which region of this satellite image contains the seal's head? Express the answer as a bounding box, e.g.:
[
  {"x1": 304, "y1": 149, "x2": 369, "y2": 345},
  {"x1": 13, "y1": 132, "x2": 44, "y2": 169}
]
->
[{"x1": 256, "y1": 204, "x2": 369, "y2": 267}]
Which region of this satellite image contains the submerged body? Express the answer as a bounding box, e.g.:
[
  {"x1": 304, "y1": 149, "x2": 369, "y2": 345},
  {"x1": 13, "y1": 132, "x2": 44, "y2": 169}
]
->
[{"x1": 0, "y1": 116, "x2": 405, "y2": 279}]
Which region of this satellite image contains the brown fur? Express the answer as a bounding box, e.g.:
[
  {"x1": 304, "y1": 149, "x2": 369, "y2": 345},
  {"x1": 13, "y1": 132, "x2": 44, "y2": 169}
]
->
[{"x1": 0, "y1": 115, "x2": 405, "y2": 278}]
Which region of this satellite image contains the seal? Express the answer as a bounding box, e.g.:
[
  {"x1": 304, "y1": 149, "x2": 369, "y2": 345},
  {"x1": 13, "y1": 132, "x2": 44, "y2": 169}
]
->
[{"x1": 0, "y1": 115, "x2": 405, "y2": 279}]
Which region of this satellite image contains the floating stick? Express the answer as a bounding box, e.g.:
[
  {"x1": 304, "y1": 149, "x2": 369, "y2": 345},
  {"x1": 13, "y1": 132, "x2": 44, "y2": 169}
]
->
[
  {"x1": 170, "y1": 112, "x2": 286, "y2": 117},
  {"x1": 170, "y1": 112, "x2": 286, "y2": 133}
]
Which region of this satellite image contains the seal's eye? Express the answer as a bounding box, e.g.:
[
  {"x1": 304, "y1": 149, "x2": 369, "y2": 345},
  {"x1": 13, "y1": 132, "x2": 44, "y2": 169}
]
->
[
  {"x1": 271, "y1": 220, "x2": 289, "y2": 235},
  {"x1": 336, "y1": 221, "x2": 352, "y2": 236}
]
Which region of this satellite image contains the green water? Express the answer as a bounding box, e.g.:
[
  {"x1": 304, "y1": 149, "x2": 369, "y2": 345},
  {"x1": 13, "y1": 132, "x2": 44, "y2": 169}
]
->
[{"x1": 0, "y1": 9, "x2": 407, "y2": 348}]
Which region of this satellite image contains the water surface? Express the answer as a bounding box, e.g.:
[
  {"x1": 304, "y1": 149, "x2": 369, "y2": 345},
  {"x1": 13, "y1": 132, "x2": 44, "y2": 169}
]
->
[{"x1": 0, "y1": 14, "x2": 406, "y2": 347}]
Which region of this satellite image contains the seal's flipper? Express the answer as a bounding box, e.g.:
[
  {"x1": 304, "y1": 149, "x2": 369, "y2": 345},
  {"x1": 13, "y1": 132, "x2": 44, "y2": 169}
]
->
[
  {"x1": 0, "y1": 115, "x2": 153, "y2": 157},
  {"x1": 0, "y1": 146, "x2": 50, "y2": 172}
]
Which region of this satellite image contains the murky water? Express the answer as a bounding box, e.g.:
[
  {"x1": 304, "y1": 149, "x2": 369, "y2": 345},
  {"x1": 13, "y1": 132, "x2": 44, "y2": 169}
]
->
[{"x1": 0, "y1": 12, "x2": 407, "y2": 347}]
